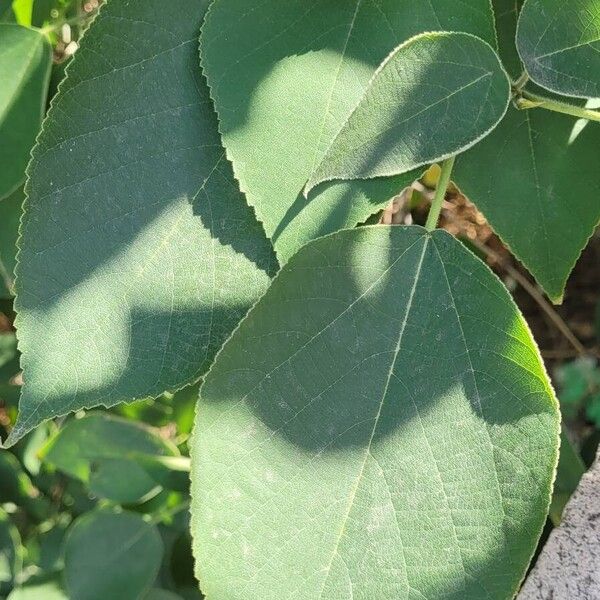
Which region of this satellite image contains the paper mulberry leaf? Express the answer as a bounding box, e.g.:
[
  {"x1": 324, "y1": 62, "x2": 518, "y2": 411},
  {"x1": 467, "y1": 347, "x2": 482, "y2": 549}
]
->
[
  {"x1": 517, "y1": 0, "x2": 600, "y2": 99},
  {"x1": 6, "y1": 0, "x2": 275, "y2": 446},
  {"x1": 191, "y1": 225, "x2": 559, "y2": 600},
  {"x1": 201, "y1": 0, "x2": 497, "y2": 262},
  {"x1": 306, "y1": 32, "x2": 510, "y2": 194}
]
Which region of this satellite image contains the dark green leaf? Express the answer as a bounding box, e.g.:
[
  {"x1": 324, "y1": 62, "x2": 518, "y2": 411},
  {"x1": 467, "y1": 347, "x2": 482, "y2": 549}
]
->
[
  {"x1": 549, "y1": 429, "x2": 586, "y2": 525},
  {"x1": 64, "y1": 510, "x2": 163, "y2": 600},
  {"x1": 7, "y1": 0, "x2": 276, "y2": 446},
  {"x1": 492, "y1": 0, "x2": 524, "y2": 78},
  {"x1": 0, "y1": 187, "x2": 23, "y2": 298},
  {"x1": 0, "y1": 450, "x2": 48, "y2": 519},
  {"x1": 41, "y1": 413, "x2": 178, "y2": 503},
  {"x1": 191, "y1": 225, "x2": 559, "y2": 599},
  {"x1": 144, "y1": 591, "x2": 184, "y2": 600},
  {"x1": 0, "y1": 508, "x2": 21, "y2": 592},
  {"x1": 454, "y1": 105, "x2": 600, "y2": 304},
  {"x1": 517, "y1": 0, "x2": 600, "y2": 98},
  {"x1": 306, "y1": 33, "x2": 510, "y2": 194},
  {"x1": 0, "y1": 24, "x2": 51, "y2": 198},
  {"x1": 456, "y1": 0, "x2": 600, "y2": 302},
  {"x1": 0, "y1": 333, "x2": 20, "y2": 409},
  {"x1": 201, "y1": 0, "x2": 496, "y2": 261}
]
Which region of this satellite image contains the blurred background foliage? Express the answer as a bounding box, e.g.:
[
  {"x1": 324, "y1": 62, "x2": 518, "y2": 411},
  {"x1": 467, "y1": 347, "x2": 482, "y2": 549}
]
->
[{"x1": 0, "y1": 1, "x2": 599, "y2": 598}]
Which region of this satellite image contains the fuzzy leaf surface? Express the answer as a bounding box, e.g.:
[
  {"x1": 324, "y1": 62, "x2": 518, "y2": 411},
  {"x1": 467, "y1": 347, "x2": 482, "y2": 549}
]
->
[
  {"x1": 306, "y1": 32, "x2": 510, "y2": 193},
  {"x1": 201, "y1": 0, "x2": 496, "y2": 261},
  {"x1": 191, "y1": 225, "x2": 559, "y2": 600},
  {"x1": 7, "y1": 0, "x2": 275, "y2": 446},
  {"x1": 455, "y1": 0, "x2": 600, "y2": 302},
  {"x1": 517, "y1": 0, "x2": 600, "y2": 98}
]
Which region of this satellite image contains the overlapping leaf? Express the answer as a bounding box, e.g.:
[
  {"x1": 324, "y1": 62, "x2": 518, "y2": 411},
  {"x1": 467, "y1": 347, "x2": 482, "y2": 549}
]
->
[
  {"x1": 64, "y1": 510, "x2": 163, "y2": 600},
  {"x1": 0, "y1": 187, "x2": 22, "y2": 297},
  {"x1": 517, "y1": 0, "x2": 600, "y2": 98},
  {"x1": 191, "y1": 225, "x2": 559, "y2": 600},
  {"x1": 0, "y1": 508, "x2": 21, "y2": 593},
  {"x1": 41, "y1": 413, "x2": 179, "y2": 503},
  {"x1": 201, "y1": 0, "x2": 497, "y2": 261},
  {"x1": 0, "y1": 24, "x2": 51, "y2": 199},
  {"x1": 455, "y1": 0, "x2": 600, "y2": 302},
  {"x1": 6, "y1": 0, "x2": 276, "y2": 446},
  {"x1": 306, "y1": 32, "x2": 510, "y2": 194}
]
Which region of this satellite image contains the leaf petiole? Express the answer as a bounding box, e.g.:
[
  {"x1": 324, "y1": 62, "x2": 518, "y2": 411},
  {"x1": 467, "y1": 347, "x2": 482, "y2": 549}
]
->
[
  {"x1": 425, "y1": 155, "x2": 455, "y2": 231},
  {"x1": 515, "y1": 91, "x2": 600, "y2": 123}
]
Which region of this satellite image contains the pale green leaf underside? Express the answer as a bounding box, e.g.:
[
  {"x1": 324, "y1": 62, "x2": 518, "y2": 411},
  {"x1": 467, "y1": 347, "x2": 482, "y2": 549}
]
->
[
  {"x1": 306, "y1": 32, "x2": 510, "y2": 193},
  {"x1": 455, "y1": 0, "x2": 600, "y2": 303},
  {"x1": 64, "y1": 510, "x2": 162, "y2": 600},
  {"x1": 191, "y1": 226, "x2": 559, "y2": 600},
  {"x1": 0, "y1": 24, "x2": 51, "y2": 199},
  {"x1": 201, "y1": 0, "x2": 496, "y2": 262},
  {"x1": 516, "y1": 0, "x2": 600, "y2": 99},
  {"x1": 6, "y1": 0, "x2": 276, "y2": 446}
]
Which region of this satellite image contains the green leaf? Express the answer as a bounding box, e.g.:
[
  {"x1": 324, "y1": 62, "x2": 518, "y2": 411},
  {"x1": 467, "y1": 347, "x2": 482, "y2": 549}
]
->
[
  {"x1": 0, "y1": 0, "x2": 15, "y2": 21},
  {"x1": 7, "y1": 0, "x2": 276, "y2": 447},
  {"x1": 201, "y1": 0, "x2": 496, "y2": 262},
  {"x1": 7, "y1": 576, "x2": 68, "y2": 600},
  {"x1": 41, "y1": 413, "x2": 178, "y2": 504},
  {"x1": 64, "y1": 510, "x2": 163, "y2": 600},
  {"x1": 492, "y1": 0, "x2": 524, "y2": 78},
  {"x1": 516, "y1": 0, "x2": 600, "y2": 99},
  {"x1": 0, "y1": 24, "x2": 51, "y2": 199},
  {"x1": 455, "y1": 0, "x2": 600, "y2": 303},
  {"x1": 144, "y1": 590, "x2": 184, "y2": 600},
  {"x1": 306, "y1": 33, "x2": 510, "y2": 194},
  {"x1": 0, "y1": 187, "x2": 22, "y2": 298},
  {"x1": 0, "y1": 450, "x2": 48, "y2": 519},
  {"x1": 190, "y1": 225, "x2": 559, "y2": 599},
  {"x1": 549, "y1": 429, "x2": 586, "y2": 525},
  {"x1": 454, "y1": 109, "x2": 600, "y2": 304},
  {"x1": 10, "y1": 0, "x2": 32, "y2": 27},
  {"x1": 0, "y1": 332, "x2": 20, "y2": 409},
  {"x1": 0, "y1": 508, "x2": 21, "y2": 592}
]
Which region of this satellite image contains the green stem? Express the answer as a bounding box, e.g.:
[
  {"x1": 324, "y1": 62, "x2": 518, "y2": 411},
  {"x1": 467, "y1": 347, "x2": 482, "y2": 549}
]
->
[
  {"x1": 515, "y1": 90, "x2": 600, "y2": 122},
  {"x1": 512, "y1": 72, "x2": 529, "y2": 92},
  {"x1": 149, "y1": 499, "x2": 191, "y2": 525},
  {"x1": 425, "y1": 155, "x2": 455, "y2": 232}
]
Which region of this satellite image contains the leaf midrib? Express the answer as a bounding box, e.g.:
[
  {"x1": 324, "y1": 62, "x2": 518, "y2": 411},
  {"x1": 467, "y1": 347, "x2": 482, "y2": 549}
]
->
[{"x1": 316, "y1": 235, "x2": 429, "y2": 598}]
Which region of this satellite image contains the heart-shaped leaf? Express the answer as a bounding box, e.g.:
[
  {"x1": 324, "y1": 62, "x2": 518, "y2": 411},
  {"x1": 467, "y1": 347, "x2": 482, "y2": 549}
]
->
[
  {"x1": 6, "y1": 0, "x2": 276, "y2": 447},
  {"x1": 517, "y1": 0, "x2": 600, "y2": 99},
  {"x1": 201, "y1": 0, "x2": 497, "y2": 261},
  {"x1": 306, "y1": 32, "x2": 510, "y2": 194},
  {"x1": 0, "y1": 24, "x2": 51, "y2": 199},
  {"x1": 190, "y1": 225, "x2": 559, "y2": 600},
  {"x1": 455, "y1": 0, "x2": 600, "y2": 302},
  {"x1": 64, "y1": 510, "x2": 162, "y2": 600}
]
